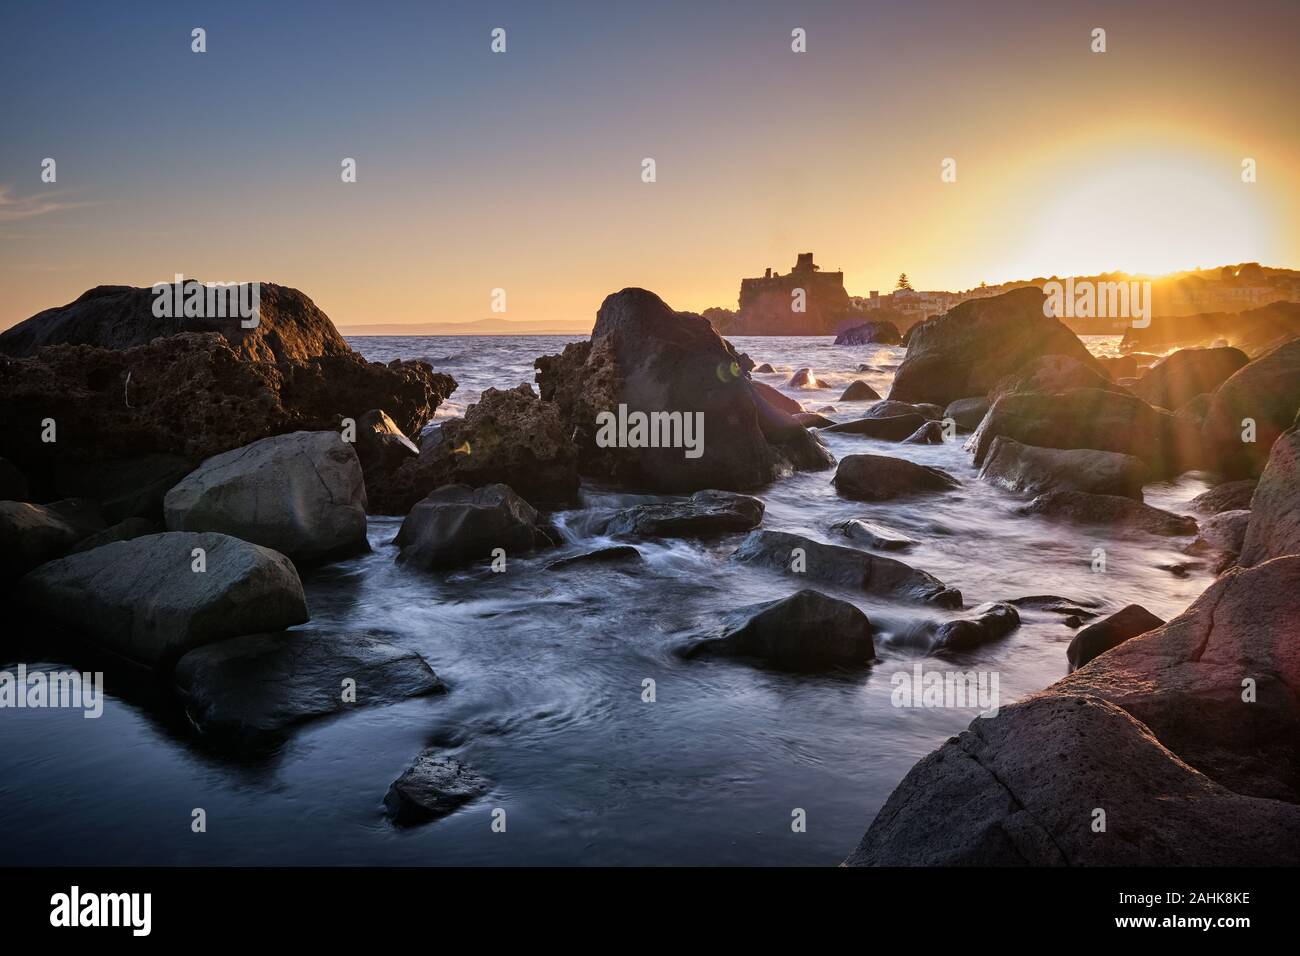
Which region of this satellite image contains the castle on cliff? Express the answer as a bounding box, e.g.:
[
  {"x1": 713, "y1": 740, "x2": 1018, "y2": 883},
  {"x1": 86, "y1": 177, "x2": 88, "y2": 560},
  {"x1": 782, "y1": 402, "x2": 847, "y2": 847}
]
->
[{"x1": 734, "y1": 252, "x2": 852, "y2": 334}]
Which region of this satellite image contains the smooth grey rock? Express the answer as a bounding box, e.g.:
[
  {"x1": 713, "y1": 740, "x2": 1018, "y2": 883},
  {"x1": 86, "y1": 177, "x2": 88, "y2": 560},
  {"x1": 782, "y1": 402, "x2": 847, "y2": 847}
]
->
[
  {"x1": 1017, "y1": 490, "x2": 1198, "y2": 537},
  {"x1": 979, "y1": 437, "x2": 1148, "y2": 500}
]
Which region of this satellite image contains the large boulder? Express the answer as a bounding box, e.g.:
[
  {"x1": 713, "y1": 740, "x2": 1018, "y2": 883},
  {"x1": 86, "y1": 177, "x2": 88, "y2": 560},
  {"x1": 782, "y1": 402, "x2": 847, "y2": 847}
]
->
[
  {"x1": 0, "y1": 501, "x2": 89, "y2": 581},
  {"x1": 679, "y1": 589, "x2": 876, "y2": 671},
  {"x1": 1017, "y1": 490, "x2": 1197, "y2": 537},
  {"x1": 731, "y1": 530, "x2": 961, "y2": 607},
  {"x1": 370, "y1": 385, "x2": 580, "y2": 514},
  {"x1": 394, "y1": 483, "x2": 551, "y2": 570},
  {"x1": 534, "y1": 289, "x2": 831, "y2": 493},
  {"x1": 846, "y1": 557, "x2": 1300, "y2": 865},
  {"x1": 18, "y1": 532, "x2": 308, "y2": 669},
  {"x1": 978, "y1": 437, "x2": 1148, "y2": 500},
  {"x1": 1238, "y1": 421, "x2": 1299, "y2": 566},
  {"x1": 593, "y1": 490, "x2": 763, "y2": 538},
  {"x1": 0, "y1": 281, "x2": 352, "y2": 364},
  {"x1": 164, "y1": 431, "x2": 369, "y2": 564},
  {"x1": 1201, "y1": 338, "x2": 1300, "y2": 477},
  {"x1": 834, "y1": 320, "x2": 902, "y2": 345},
  {"x1": 1132, "y1": 346, "x2": 1249, "y2": 411},
  {"x1": 968, "y1": 387, "x2": 1201, "y2": 478},
  {"x1": 833, "y1": 454, "x2": 960, "y2": 501},
  {"x1": 1189, "y1": 478, "x2": 1256, "y2": 514},
  {"x1": 987, "y1": 354, "x2": 1119, "y2": 402},
  {"x1": 888, "y1": 287, "x2": 1103, "y2": 405},
  {"x1": 0, "y1": 331, "x2": 455, "y2": 504},
  {"x1": 1066, "y1": 604, "x2": 1165, "y2": 671},
  {"x1": 943, "y1": 397, "x2": 990, "y2": 432},
  {"x1": 174, "y1": 629, "x2": 445, "y2": 744}
]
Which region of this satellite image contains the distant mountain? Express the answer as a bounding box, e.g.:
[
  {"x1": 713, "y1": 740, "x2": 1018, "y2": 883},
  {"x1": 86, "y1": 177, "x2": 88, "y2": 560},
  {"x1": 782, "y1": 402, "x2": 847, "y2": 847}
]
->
[{"x1": 338, "y1": 317, "x2": 592, "y2": 336}]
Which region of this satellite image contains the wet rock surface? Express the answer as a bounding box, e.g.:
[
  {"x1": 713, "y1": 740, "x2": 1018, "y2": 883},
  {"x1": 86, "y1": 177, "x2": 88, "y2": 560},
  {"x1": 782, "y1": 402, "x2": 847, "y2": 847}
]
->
[
  {"x1": 978, "y1": 437, "x2": 1148, "y2": 500},
  {"x1": 833, "y1": 454, "x2": 960, "y2": 501},
  {"x1": 1017, "y1": 490, "x2": 1198, "y2": 537},
  {"x1": 593, "y1": 490, "x2": 764, "y2": 538},
  {"x1": 1066, "y1": 604, "x2": 1165, "y2": 671},
  {"x1": 384, "y1": 753, "x2": 490, "y2": 826},
  {"x1": 394, "y1": 483, "x2": 553, "y2": 570}
]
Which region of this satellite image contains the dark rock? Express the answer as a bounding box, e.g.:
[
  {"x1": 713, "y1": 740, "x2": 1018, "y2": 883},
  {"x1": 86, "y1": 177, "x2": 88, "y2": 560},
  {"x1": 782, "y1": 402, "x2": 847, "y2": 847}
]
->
[
  {"x1": 69, "y1": 517, "x2": 160, "y2": 554},
  {"x1": 833, "y1": 454, "x2": 960, "y2": 501},
  {"x1": 824, "y1": 414, "x2": 928, "y2": 441},
  {"x1": 1190, "y1": 479, "x2": 1257, "y2": 515},
  {"x1": 1202, "y1": 338, "x2": 1300, "y2": 477},
  {"x1": 164, "y1": 431, "x2": 369, "y2": 564},
  {"x1": 834, "y1": 320, "x2": 902, "y2": 345},
  {"x1": 0, "y1": 457, "x2": 30, "y2": 500},
  {"x1": 829, "y1": 518, "x2": 915, "y2": 551},
  {"x1": 731, "y1": 529, "x2": 961, "y2": 607},
  {"x1": 1119, "y1": 300, "x2": 1300, "y2": 358},
  {"x1": 889, "y1": 287, "x2": 1104, "y2": 405},
  {"x1": 969, "y1": 387, "x2": 1201, "y2": 478},
  {"x1": 943, "y1": 397, "x2": 990, "y2": 432},
  {"x1": 787, "y1": 367, "x2": 832, "y2": 390},
  {"x1": 19, "y1": 532, "x2": 308, "y2": 669},
  {"x1": 1238, "y1": 421, "x2": 1299, "y2": 566},
  {"x1": 679, "y1": 589, "x2": 875, "y2": 671},
  {"x1": 1175, "y1": 391, "x2": 1212, "y2": 425},
  {"x1": 354, "y1": 408, "x2": 419, "y2": 472},
  {"x1": 988, "y1": 354, "x2": 1120, "y2": 402},
  {"x1": 545, "y1": 545, "x2": 643, "y2": 571},
  {"x1": 1133, "y1": 347, "x2": 1249, "y2": 411},
  {"x1": 384, "y1": 753, "x2": 490, "y2": 825},
  {"x1": 1186, "y1": 509, "x2": 1250, "y2": 566},
  {"x1": 174, "y1": 629, "x2": 445, "y2": 744},
  {"x1": 902, "y1": 421, "x2": 945, "y2": 444},
  {"x1": 1096, "y1": 354, "x2": 1138, "y2": 380},
  {"x1": 1067, "y1": 604, "x2": 1165, "y2": 670},
  {"x1": 751, "y1": 380, "x2": 801, "y2": 415},
  {"x1": 1017, "y1": 490, "x2": 1198, "y2": 537},
  {"x1": 839, "y1": 381, "x2": 882, "y2": 402},
  {"x1": 862, "y1": 399, "x2": 940, "y2": 420},
  {"x1": 0, "y1": 501, "x2": 86, "y2": 581},
  {"x1": 44, "y1": 497, "x2": 106, "y2": 540},
  {"x1": 754, "y1": 362, "x2": 775, "y2": 373},
  {"x1": 933, "y1": 603, "x2": 1020, "y2": 652},
  {"x1": 793, "y1": 412, "x2": 835, "y2": 429},
  {"x1": 52, "y1": 453, "x2": 193, "y2": 523},
  {"x1": 594, "y1": 490, "x2": 763, "y2": 538},
  {"x1": 978, "y1": 437, "x2": 1147, "y2": 500},
  {"x1": 394, "y1": 483, "x2": 551, "y2": 570}
]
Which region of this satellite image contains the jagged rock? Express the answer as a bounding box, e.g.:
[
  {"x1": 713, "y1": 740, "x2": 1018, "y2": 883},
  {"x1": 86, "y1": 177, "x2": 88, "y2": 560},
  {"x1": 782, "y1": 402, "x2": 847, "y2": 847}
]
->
[
  {"x1": 943, "y1": 397, "x2": 990, "y2": 432},
  {"x1": 823, "y1": 414, "x2": 928, "y2": 441},
  {"x1": 902, "y1": 421, "x2": 945, "y2": 444},
  {"x1": 545, "y1": 545, "x2": 643, "y2": 571},
  {"x1": 978, "y1": 437, "x2": 1148, "y2": 500},
  {"x1": 394, "y1": 483, "x2": 552, "y2": 570},
  {"x1": 969, "y1": 387, "x2": 1201, "y2": 478},
  {"x1": 1017, "y1": 490, "x2": 1198, "y2": 537},
  {"x1": 69, "y1": 517, "x2": 160, "y2": 554},
  {"x1": 174, "y1": 629, "x2": 445, "y2": 744},
  {"x1": 18, "y1": 532, "x2": 308, "y2": 669},
  {"x1": 846, "y1": 558, "x2": 1300, "y2": 865},
  {"x1": 370, "y1": 385, "x2": 579, "y2": 514},
  {"x1": 0, "y1": 457, "x2": 29, "y2": 500},
  {"x1": 731, "y1": 529, "x2": 961, "y2": 607},
  {"x1": 594, "y1": 490, "x2": 763, "y2": 538},
  {"x1": 839, "y1": 380, "x2": 882, "y2": 401},
  {"x1": 1201, "y1": 338, "x2": 1300, "y2": 477},
  {"x1": 0, "y1": 501, "x2": 87, "y2": 581},
  {"x1": 384, "y1": 752, "x2": 490, "y2": 825},
  {"x1": 889, "y1": 287, "x2": 1104, "y2": 405},
  {"x1": 679, "y1": 589, "x2": 875, "y2": 671},
  {"x1": 0, "y1": 282, "x2": 353, "y2": 364},
  {"x1": 1132, "y1": 347, "x2": 1249, "y2": 411},
  {"x1": 834, "y1": 320, "x2": 901, "y2": 345},
  {"x1": 1190, "y1": 479, "x2": 1257, "y2": 514},
  {"x1": 788, "y1": 367, "x2": 832, "y2": 389},
  {"x1": 833, "y1": 454, "x2": 960, "y2": 501},
  {"x1": 1238, "y1": 421, "x2": 1299, "y2": 566},
  {"x1": 988, "y1": 354, "x2": 1120, "y2": 402},
  {"x1": 829, "y1": 518, "x2": 915, "y2": 551},
  {"x1": 1067, "y1": 604, "x2": 1165, "y2": 671},
  {"x1": 164, "y1": 431, "x2": 369, "y2": 564},
  {"x1": 933, "y1": 603, "x2": 1020, "y2": 652},
  {"x1": 535, "y1": 289, "x2": 828, "y2": 492},
  {"x1": 0, "y1": 331, "x2": 454, "y2": 503}
]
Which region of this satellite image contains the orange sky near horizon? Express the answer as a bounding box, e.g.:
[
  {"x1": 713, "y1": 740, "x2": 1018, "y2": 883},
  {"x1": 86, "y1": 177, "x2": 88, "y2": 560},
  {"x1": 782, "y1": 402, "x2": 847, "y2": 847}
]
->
[{"x1": 1, "y1": 0, "x2": 1297, "y2": 333}]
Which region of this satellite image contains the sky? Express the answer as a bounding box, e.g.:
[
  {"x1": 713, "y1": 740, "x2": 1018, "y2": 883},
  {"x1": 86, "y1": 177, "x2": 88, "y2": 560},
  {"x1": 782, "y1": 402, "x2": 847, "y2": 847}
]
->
[{"x1": 1, "y1": 0, "x2": 1297, "y2": 332}]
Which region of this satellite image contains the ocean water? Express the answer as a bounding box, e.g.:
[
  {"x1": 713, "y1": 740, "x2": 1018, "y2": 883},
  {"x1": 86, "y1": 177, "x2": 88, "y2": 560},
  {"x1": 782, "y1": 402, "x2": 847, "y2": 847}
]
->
[{"x1": 0, "y1": 334, "x2": 1215, "y2": 866}]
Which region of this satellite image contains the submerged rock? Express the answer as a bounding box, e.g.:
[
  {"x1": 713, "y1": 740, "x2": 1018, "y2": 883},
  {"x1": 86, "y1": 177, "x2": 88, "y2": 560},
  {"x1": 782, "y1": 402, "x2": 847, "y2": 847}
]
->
[
  {"x1": 839, "y1": 380, "x2": 881, "y2": 401},
  {"x1": 174, "y1": 629, "x2": 445, "y2": 743},
  {"x1": 545, "y1": 545, "x2": 643, "y2": 571},
  {"x1": 1066, "y1": 604, "x2": 1165, "y2": 671},
  {"x1": 395, "y1": 483, "x2": 552, "y2": 570},
  {"x1": 932, "y1": 603, "x2": 1020, "y2": 652},
  {"x1": 823, "y1": 414, "x2": 928, "y2": 441},
  {"x1": 679, "y1": 589, "x2": 875, "y2": 671},
  {"x1": 1238, "y1": 420, "x2": 1299, "y2": 566},
  {"x1": 731, "y1": 529, "x2": 961, "y2": 607},
  {"x1": 19, "y1": 532, "x2": 308, "y2": 669},
  {"x1": 164, "y1": 430, "x2": 369, "y2": 564},
  {"x1": 829, "y1": 518, "x2": 915, "y2": 552},
  {"x1": 902, "y1": 420, "x2": 945, "y2": 444},
  {"x1": 1017, "y1": 490, "x2": 1198, "y2": 537},
  {"x1": 753, "y1": 362, "x2": 775, "y2": 373},
  {"x1": 787, "y1": 367, "x2": 832, "y2": 390},
  {"x1": 978, "y1": 437, "x2": 1148, "y2": 500},
  {"x1": 594, "y1": 490, "x2": 764, "y2": 538},
  {"x1": 833, "y1": 454, "x2": 960, "y2": 501},
  {"x1": 384, "y1": 753, "x2": 490, "y2": 826},
  {"x1": 834, "y1": 319, "x2": 901, "y2": 345}
]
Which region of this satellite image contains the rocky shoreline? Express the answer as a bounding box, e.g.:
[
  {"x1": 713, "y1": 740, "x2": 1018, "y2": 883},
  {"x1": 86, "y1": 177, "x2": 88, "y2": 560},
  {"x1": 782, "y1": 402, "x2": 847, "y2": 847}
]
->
[{"x1": 2, "y1": 280, "x2": 1298, "y2": 857}]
